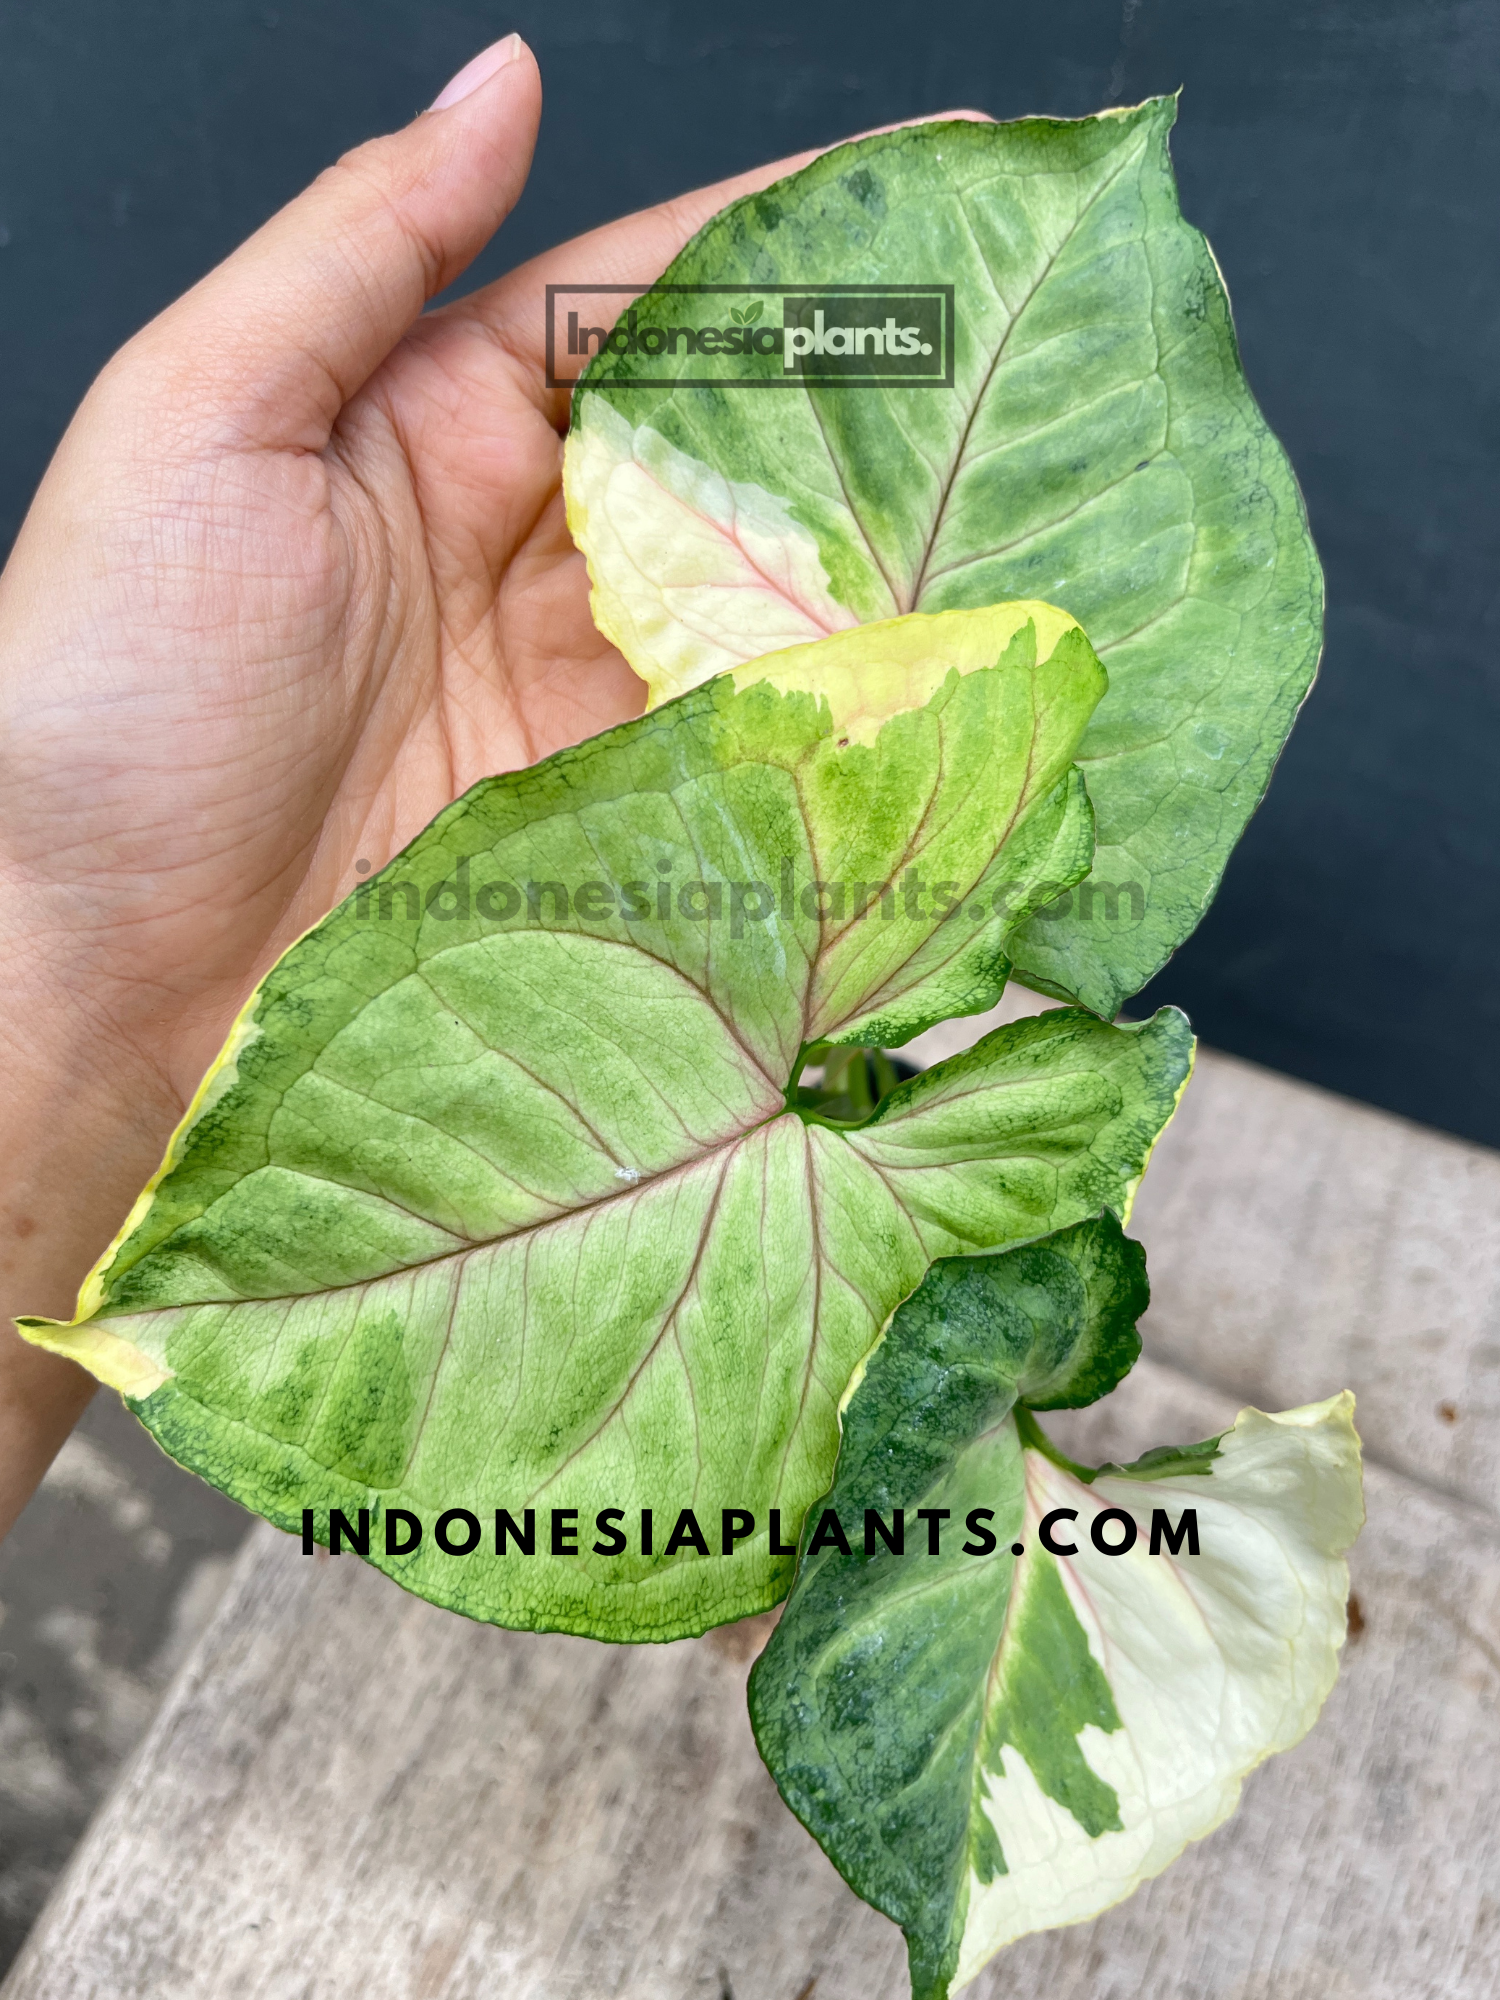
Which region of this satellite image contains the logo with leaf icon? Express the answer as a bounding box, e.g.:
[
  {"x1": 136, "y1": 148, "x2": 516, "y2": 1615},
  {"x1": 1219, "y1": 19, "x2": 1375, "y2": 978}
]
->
[{"x1": 728, "y1": 300, "x2": 765, "y2": 327}]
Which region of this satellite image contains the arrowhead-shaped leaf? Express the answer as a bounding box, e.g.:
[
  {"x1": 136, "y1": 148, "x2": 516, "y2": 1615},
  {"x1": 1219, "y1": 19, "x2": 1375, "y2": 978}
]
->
[
  {"x1": 749, "y1": 1225, "x2": 1363, "y2": 1998},
  {"x1": 22, "y1": 608, "x2": 1193, "y2": 1640},
  {"x1": 564, "y1": 97, "x2": 1323, "y2": 1018}
]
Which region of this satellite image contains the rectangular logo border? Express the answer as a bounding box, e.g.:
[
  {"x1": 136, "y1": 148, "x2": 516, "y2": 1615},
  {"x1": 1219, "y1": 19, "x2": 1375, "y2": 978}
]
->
[{"x1": 544, "y1": 282, "x2": 957, "y2": 391}]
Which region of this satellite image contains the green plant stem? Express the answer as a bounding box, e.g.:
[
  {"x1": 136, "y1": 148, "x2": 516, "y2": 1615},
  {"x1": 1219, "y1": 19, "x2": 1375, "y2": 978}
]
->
[{"x1": 1014, "y1": 1404, "x2": 1099, "y2": 1484}]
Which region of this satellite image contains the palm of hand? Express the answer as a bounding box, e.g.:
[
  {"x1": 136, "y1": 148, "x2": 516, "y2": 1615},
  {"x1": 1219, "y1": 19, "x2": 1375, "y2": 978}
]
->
[
  {"x1": 1, "y1": 305, "x2": 640, "y2": 1103},
  {"x1": 0, "y1": 60, "x2": 815, "y2": 1101},
  {"x1": 231, "y1": 296, "x2": 648, "y2": 986}
]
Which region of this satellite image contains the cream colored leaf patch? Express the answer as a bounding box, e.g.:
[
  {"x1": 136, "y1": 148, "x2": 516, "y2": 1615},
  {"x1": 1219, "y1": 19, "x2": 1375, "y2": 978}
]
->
[
  {"x1": 731, "y1": 600, "x2": 1085, "y2": 749},
  {"x1": 564, "y1": 399, "x2": 859, "y2": 704},
  {"x1": 956, "y1": 1393, "x2": 1364, "y2": 1983}
]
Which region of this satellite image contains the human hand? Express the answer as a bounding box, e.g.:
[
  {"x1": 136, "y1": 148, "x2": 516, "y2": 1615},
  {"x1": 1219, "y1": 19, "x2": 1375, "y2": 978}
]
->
[{"x1": 0, "y1": 34, "x2": 877, "y2": 1534}]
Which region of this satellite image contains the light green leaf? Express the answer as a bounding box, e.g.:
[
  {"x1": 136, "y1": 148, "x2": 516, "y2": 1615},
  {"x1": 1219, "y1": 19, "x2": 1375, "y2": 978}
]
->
[
  {"x1": 564, "y1": 97, "x2": 1323, "y2": 1017},
  {"x1": 22, "y1": 610, "x2": 1193, "y2": 1641},
  {"x1": 749, "y1": 1236, "x2": 1363, "y2": 1999}
]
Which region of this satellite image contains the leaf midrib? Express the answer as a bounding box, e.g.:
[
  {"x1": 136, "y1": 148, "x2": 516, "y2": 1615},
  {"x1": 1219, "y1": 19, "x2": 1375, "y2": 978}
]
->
[
  {"x1": 903, "y1": 133, "x2": 1151, "y2": 610},
  {"x1": 105, "y1": 708, "x2": 1096, "y2": 1325},
  {"x1": 105, "y1": 1038, "x2": 1119, "y2": 1323}
]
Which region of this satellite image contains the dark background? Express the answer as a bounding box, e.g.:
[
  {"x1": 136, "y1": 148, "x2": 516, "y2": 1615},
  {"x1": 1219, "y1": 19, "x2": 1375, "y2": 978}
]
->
[{"x1": 2, "y1": 0, "x2": 1496, "y2": 1143}]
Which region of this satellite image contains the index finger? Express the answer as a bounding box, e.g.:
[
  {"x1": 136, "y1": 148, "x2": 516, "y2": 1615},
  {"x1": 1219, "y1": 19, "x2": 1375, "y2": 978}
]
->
[{"x1": 446, "y1": 109, "x2": 992, "y2": 425}]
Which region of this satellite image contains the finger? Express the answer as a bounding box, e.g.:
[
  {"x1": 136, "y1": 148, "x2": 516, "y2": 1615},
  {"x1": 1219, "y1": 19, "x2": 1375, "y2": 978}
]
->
[
  {"x1": 114, "y1": 36, "x2": 543, "y2": 452},
  {"x1": 449, "y1": 108, "x2": 994, "y2": 419}
]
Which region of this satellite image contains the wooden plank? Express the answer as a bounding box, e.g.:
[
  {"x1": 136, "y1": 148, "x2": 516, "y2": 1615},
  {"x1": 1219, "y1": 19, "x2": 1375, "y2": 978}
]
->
[
  {"x1": 4, "y1": 1352, "x2": 1497, "y2": 2000},
  {"x1": 1127, "y1": 1045, "x2": 1500, "y2": 1515},
  {"x1": 911, "y1": 995, "x2": 1500, "y2": 1514}
]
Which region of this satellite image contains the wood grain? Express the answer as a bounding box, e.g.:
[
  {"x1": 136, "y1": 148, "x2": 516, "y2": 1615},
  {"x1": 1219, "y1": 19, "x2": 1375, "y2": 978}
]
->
[
  {"x1": 915, "y1": 994, "x2": 1500, "y2": 1513},
  {"x1": 1129, "y1": 1044, "x2": 1500, "y2": 1514}
]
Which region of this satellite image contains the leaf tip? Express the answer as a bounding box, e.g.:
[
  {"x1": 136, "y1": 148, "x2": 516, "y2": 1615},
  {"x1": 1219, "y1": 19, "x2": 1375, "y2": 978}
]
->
[{"x1": 15, "y1": 1314, "x2": 171, "y2": 1400}]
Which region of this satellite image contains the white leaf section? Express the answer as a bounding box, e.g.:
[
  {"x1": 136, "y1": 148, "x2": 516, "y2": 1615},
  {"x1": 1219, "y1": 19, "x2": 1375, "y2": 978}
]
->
[
  {"x1": 563, "y1": 401, "x2": 857, "y2": 704},
  {"x1": 955, "y1": 1393, "x2": 1364, "y2": 1989}
]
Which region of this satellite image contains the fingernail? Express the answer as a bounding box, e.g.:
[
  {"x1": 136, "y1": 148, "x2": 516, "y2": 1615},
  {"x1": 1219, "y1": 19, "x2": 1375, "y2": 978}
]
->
[{"x1": 429, "y1": 33, "x2": 525, "y2": 111}]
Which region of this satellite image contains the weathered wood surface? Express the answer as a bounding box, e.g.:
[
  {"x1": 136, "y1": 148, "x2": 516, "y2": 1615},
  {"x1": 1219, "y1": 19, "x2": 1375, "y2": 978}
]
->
[
  {"x1": 7, "y1": 1027, "x2": 1500, "y2": 1998},
  {"x1": 916, "y1": 996, "x2": 1500, "y2": 1512},
  {"x1": 1130, "y1": 1046, "x2": 1500, "y2": 1514}
]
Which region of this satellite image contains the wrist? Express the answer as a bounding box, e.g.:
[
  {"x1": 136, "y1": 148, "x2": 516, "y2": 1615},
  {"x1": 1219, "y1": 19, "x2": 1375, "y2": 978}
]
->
[
  {"x1": 0, "y1": 931, "x2": 183, "y2": 1320},
  {"x1": 0, "y1": 972, "x2": 181, "y2": 1541},
  {"x1": 0, "y1": 1331, "x2": 96, "y2": 1542}
]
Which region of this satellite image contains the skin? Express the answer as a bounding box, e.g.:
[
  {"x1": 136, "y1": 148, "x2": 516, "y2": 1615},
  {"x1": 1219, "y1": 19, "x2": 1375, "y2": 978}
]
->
[{"x1": 0, "y1": 34, "x2": 982, "y2": 1541}]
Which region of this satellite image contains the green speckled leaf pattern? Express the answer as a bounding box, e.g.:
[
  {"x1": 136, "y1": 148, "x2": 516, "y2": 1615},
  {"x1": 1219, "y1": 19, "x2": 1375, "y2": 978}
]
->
[
  {"x1": 565, "y1": 97, "x2": 1323, "y2": 1017},
  {"x1": 750, "y1": 1234, "x2": 1364, "y2": 1998},
  {"x1": 22, "y1": 612, "x2": 1192, "y2": 1641}
]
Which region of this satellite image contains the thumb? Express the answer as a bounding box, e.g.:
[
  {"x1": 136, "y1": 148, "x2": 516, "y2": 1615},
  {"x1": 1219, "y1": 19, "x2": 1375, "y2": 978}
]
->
[{"x1": 122, "y1": 35, "x2": 541, "y2": 451}]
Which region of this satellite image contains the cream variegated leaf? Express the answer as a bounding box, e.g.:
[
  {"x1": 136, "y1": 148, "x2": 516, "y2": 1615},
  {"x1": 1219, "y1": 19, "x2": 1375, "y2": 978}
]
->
[
  {"x1": 23, "y1": 607, "x2": 1193, "y2": 1642},
  {"x1": 564, "y1": 98, "x2": 1324, "y2": 1018},
  {"x1": 750, "y1": 1226, "x2": 1363, "y2": 1998}
]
